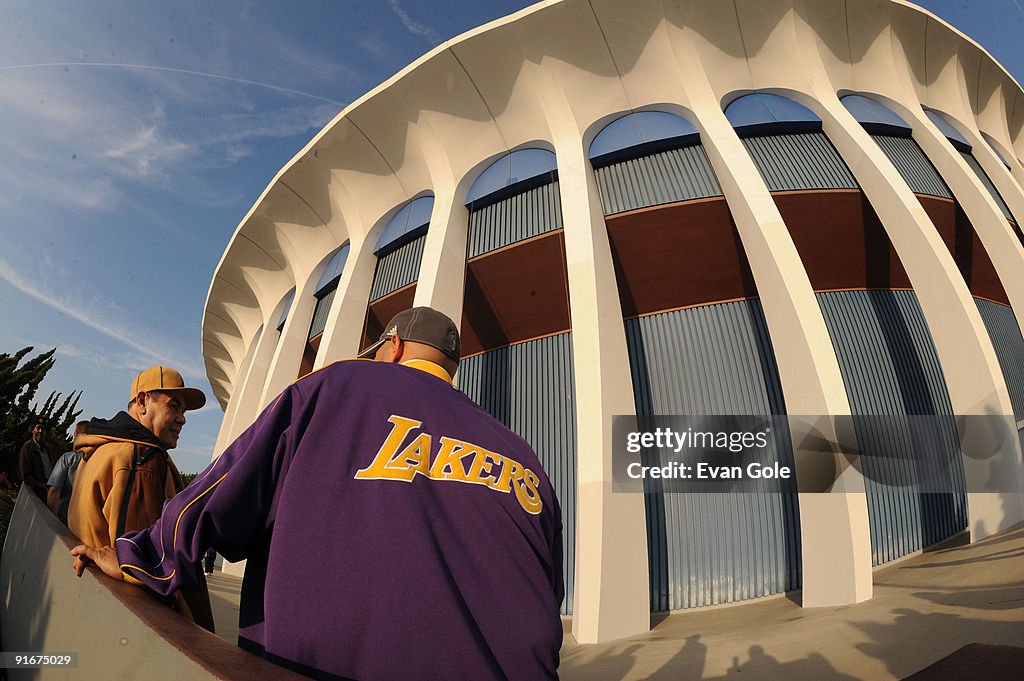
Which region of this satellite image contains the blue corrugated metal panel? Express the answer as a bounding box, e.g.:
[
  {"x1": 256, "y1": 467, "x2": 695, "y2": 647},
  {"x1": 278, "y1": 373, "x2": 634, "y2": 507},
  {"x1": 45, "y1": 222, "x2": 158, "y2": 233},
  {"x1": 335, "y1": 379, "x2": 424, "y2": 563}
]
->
[
  {"x1": 307, "y1": 287, "x2": 337, "y2": 340},
  {"x1": 976, "y1": 298, "x2": 1024, "y2": 420},
  {"x1": 594, "y1": 144, "x2": 722, "y2": 215},
  {"x1": 817, "y1": 290, "x2": 967, "y2": 565},
  {"x1": 625, "y1": 301, "x2": 801, "y2": 611},
  {"x1": 369, "y1": 234, "x2": 426, "y2": 301},
  {"x1": 872, "y1": 135, "x2": 954, "y2": 199},
  {"x1": 960, "y1": 152, "x2": 1016, "y2": 222},
  {"x1": 459, "y1": 333, "x2": 577, "y2": 615},
  {"x1": 467, "y1": 181, "x2": 562, "y2": 259},
  {"x1": 742, "y1": 132, "x2": 858, "y2": 191}
]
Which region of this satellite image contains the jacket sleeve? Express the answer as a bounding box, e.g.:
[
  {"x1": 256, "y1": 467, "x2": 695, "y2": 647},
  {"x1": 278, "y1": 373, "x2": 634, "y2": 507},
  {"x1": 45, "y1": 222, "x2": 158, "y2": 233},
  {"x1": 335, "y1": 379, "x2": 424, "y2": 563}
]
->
[
  {"x1": 115, "y1": 384, "x2": 305, "y2": 594},
  {"x1": 46, "y1": 452, "x2": 70, "y2": 490},
  {"x1": 548, "y1": 495, "x2": 565, "y2": 605}
]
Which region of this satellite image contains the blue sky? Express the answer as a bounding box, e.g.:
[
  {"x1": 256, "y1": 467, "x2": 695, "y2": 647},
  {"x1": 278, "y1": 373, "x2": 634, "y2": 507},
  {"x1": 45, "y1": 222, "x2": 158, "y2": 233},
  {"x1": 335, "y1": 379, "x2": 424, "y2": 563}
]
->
[{"x1": 0, "y1": 0, "x2": 1021, "y2": 473}]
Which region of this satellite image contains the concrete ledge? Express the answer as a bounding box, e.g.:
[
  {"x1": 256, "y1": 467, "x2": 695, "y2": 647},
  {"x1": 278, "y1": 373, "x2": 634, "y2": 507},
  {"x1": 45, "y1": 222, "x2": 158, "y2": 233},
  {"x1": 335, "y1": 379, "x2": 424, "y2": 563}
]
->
[{"x1": 0, "y1": 489, "x2": 304, "y2": 681}]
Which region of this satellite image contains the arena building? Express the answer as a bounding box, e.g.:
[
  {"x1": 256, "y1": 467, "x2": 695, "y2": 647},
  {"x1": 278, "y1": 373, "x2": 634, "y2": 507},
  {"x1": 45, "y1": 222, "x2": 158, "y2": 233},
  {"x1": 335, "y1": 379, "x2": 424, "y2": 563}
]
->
[{"x1": 201, "y1": 0, "x2": 1024, "y2": 644}]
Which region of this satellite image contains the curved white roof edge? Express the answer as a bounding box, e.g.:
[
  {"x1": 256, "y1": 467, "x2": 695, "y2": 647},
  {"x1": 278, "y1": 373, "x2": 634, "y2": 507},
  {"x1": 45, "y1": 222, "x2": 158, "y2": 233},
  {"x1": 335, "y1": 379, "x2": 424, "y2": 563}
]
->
[{"x1": 202, "y1": 0, "x2": 1024, "y2": 405}]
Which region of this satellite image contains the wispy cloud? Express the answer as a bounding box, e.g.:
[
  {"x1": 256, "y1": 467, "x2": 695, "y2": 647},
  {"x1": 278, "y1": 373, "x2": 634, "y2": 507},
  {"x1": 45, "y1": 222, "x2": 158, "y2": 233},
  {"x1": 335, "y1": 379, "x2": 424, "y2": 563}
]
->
[
  {"x1": 51, "y1": 343, "x2": 173, "y2": 377},
  {"x1": 0, "y1": 69, "x2": 338, "y2": 211},
  {"x1": 191, "y1": 102, "x2": 340, "y2": 150},
  {"x1": 0, "y1": 258, "x2": 206, "y2": 380},
  {"x1": 104, "y1": 123, "x2": 195, "y2": 176},
  {"x1": 387, "y1": 0, "x2": 443, "y2": 45},
  {"x1": 0, "y1": 62, "x2": 345, "y2": 106}
]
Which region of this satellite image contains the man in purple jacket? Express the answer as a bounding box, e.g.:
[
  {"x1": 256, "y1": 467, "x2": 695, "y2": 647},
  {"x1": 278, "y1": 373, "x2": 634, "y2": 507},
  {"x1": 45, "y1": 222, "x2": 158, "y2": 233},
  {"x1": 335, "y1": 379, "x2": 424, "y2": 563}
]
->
[{"x1": 73, "y1": 307, "x2": 564, "y2": 680}]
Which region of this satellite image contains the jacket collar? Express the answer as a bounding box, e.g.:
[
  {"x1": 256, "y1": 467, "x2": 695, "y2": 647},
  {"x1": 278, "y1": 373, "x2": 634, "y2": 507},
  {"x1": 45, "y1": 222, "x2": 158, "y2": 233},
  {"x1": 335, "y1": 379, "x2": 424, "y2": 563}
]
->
[
  {"x1": 74, "y1": 411, "x2": 164, "y2": 461},
  {"x1": 401, "y1": 359, "x2": 453, "y2": 385}
]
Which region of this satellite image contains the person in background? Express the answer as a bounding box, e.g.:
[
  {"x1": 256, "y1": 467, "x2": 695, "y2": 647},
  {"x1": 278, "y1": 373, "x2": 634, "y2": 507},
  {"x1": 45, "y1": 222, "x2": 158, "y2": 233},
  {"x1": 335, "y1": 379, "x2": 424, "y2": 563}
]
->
[
  {"x1": 47, "y1": 420, "x2": 90, "y2": 524},
  {"x1": 19, "y1": 419, "x2": 55, "y2": 501},
  {"x1": 68, "y1": 366, "x2": 215, "y2": 633},
  {"x1": 73, "y1": 307, "x2": 564, "y2": 681},
  {"x1": 204, "y1": 547, "x2": 216, "y2": 575}
]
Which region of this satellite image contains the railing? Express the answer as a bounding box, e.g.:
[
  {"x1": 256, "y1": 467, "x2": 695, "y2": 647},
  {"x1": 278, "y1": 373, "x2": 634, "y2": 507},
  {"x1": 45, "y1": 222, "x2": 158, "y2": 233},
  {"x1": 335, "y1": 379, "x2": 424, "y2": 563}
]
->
[{"x1": 0, "y1": 490, "x2": 304, "y2": 681}]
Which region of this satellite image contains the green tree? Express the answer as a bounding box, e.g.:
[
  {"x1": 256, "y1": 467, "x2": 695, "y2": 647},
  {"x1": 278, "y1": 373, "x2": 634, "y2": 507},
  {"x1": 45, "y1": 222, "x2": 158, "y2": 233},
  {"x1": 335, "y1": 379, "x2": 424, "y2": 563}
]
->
[{"x1": 0, "y1": 347, "x2": 83, "y2": 481}]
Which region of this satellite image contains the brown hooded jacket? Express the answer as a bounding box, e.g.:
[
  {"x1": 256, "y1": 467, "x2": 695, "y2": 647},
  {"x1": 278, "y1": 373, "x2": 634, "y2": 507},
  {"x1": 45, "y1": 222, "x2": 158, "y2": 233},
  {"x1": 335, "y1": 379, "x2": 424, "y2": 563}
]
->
[{"x1": 67, "y1": 411, "x2": 215, "y2": 632}]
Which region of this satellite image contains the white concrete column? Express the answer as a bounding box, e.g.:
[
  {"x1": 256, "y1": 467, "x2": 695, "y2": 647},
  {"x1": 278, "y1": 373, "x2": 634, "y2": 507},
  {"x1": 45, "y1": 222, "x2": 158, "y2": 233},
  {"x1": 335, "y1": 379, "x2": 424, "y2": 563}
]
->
[
  {"x1": 313, "y1": 235, "x2": 376, "y2": 368},
  {"x1": 815, "y1": 95, "x2": 1024, "y2": 538},
  {"x1": 259, "y1": 273, "x2": 318, "y2": 409},
  {"x1": 221, "y1": 317, "x2": 282, "y2": 442},
  {"x1": 905, "y1": 110, "x2": 1024, "y2": 333},
  {"x1": 691, "y1": 102, "x2": 873, "y2": 608},
  {"x1": 212, "y1": 326, "x2": 264, "y2": 459},
  {"x1": 959, "y1": 127, "x2": 1024, "y2": 231},
  {"x1": 216, "y1": 316, "x2": 283, "y2": 579},
  {"x1": 412, "y1": 182, "x2": 470, "y2": 326},
  {"x1": 657, "y1": 22, "x2": 874, "y2": 605},
  {"x1": 550, "y1": 128, "x2": 651, "y2": 644}
]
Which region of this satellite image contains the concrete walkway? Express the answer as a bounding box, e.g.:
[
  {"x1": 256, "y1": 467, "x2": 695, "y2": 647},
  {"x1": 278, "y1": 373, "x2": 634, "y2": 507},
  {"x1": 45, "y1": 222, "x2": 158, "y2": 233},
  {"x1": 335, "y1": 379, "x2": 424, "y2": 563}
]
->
[
  {"x1": 207, "y1": 571, "x2": 241, "y2": 646},
  {"x1": 208, "y1": 524, "x2": 1024, "y2": 680}
]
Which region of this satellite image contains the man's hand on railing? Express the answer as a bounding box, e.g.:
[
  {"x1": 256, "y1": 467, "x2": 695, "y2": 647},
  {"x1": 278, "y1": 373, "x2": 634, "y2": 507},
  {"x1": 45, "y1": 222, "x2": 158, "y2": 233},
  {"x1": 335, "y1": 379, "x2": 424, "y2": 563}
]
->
[{"x1": 71, "y1": 545, "x2": 124, "y2": 582}]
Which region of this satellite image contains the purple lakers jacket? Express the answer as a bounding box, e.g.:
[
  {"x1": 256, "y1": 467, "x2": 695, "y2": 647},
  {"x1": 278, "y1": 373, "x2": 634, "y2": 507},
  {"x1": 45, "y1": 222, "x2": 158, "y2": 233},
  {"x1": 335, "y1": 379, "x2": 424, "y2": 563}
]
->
[{"x1": 115, "y1": 359, "x2": 564, "y2": 680}]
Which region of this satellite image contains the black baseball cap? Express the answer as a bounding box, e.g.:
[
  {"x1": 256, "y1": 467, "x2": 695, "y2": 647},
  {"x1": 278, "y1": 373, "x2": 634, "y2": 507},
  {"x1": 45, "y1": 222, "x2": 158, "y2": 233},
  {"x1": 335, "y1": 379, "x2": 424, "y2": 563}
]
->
[{"x1": 358, "y1": 307, "x2": 461, "y2": 364}]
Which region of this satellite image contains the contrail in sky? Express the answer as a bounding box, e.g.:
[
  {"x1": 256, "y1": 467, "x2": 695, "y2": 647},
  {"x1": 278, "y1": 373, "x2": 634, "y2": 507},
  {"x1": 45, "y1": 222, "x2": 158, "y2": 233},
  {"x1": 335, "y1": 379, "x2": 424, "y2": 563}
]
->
[
  {"x1": 0, "y1": 62, "x2": 346, "y2": 106},
  {"x1": 0, "y1": 257, "x2": 207, "y2": 380}
]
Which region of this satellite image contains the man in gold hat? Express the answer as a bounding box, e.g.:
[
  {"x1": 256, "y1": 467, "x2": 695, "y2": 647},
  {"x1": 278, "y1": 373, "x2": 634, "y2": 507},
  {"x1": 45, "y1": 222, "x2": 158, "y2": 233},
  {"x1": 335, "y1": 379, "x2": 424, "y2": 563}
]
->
[{"x1": 67, "y1": 365, "x2": 214, "y2": 632}]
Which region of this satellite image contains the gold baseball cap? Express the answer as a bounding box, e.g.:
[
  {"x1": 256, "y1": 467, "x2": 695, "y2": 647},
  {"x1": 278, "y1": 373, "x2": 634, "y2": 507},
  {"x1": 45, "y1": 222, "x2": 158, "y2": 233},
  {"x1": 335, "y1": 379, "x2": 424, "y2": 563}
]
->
[{"x1": 130, "y1": 366, "x2": 206, "y2": 410}]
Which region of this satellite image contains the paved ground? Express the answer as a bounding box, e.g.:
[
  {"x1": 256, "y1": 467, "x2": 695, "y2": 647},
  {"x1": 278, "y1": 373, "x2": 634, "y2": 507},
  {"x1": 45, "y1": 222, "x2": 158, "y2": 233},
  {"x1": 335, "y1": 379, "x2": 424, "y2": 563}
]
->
[
  {"x1": 208, "y1": 523, "x2": 1024, "y2": 680},
  {"x1": 207, "y1": 571, "x2": 241, "y2": 646}
]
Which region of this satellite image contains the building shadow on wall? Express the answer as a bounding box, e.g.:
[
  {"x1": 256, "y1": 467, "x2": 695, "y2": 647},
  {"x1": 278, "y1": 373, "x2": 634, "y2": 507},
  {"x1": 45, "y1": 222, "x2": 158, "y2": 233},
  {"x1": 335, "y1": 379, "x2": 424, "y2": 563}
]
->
[
  {"x1": 851, "y1": 606, "x2": 1024, "y2": 679},
  {"x1": 642, "y1": 641, "x2": 860, "y2": 680},
  {"x1": 869, "y1": 290, "x2": 966, "y2": 547},
  {"x1": 564, "y1": 635, "x2": 862, "y2": 681},
  {"x1": 565, "y1": 602, "x2": 1024, "y2": 680}
]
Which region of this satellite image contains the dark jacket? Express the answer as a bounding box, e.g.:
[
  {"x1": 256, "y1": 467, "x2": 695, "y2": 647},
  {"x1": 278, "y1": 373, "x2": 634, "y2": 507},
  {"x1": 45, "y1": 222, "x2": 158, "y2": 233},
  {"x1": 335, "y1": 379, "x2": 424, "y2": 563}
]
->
[{"x1": 19, "y1": 439, "x2": 52, "y2": 500}]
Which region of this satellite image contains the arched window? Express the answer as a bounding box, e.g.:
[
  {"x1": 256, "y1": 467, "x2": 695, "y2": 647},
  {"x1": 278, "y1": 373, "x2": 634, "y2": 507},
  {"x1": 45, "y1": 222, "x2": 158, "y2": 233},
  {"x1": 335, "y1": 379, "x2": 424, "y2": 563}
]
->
[
  {"x1": 275, "y1": 288, "x2": 295, "y2": 332},
  {"x1": 299, "y1": 244, "x2": 351, "y2": 377},
  {"x1": 724, "y1": 93, "x2": 820, "y2": 138},
  {"x1": 924, "y1": 109, "x2": 971, "y2": 152},
  {"x1": 980, "y1": 132, "x2": 1013, "y2": 170},
  {"x1": 588, "y1": 110, "x2": 720, "y2": 214},
  {"x1": 725, "y1": 93, "x2": 854, "y2": 191},
  {"x1": 375, "y1": 195, "x2": 434, "y2": 255},
  {"x1": 839, "y1": 94, "x2": 911, "y2": 136},
  {"x1": 313, "y1": 244, "x2": 350, "y2": 298},
  {"x1": 841, "y1": 94, "x2": 951, "y2": 199},
  {"x1": 465, "y1": 148, "x2": 557, "y2": 208},
  {"x1": 589, "y1": 111, "x2": 699, "y2": 166},
  {"x1": 925, "y1": 110, "x2": 1015, "y2": 222}
]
